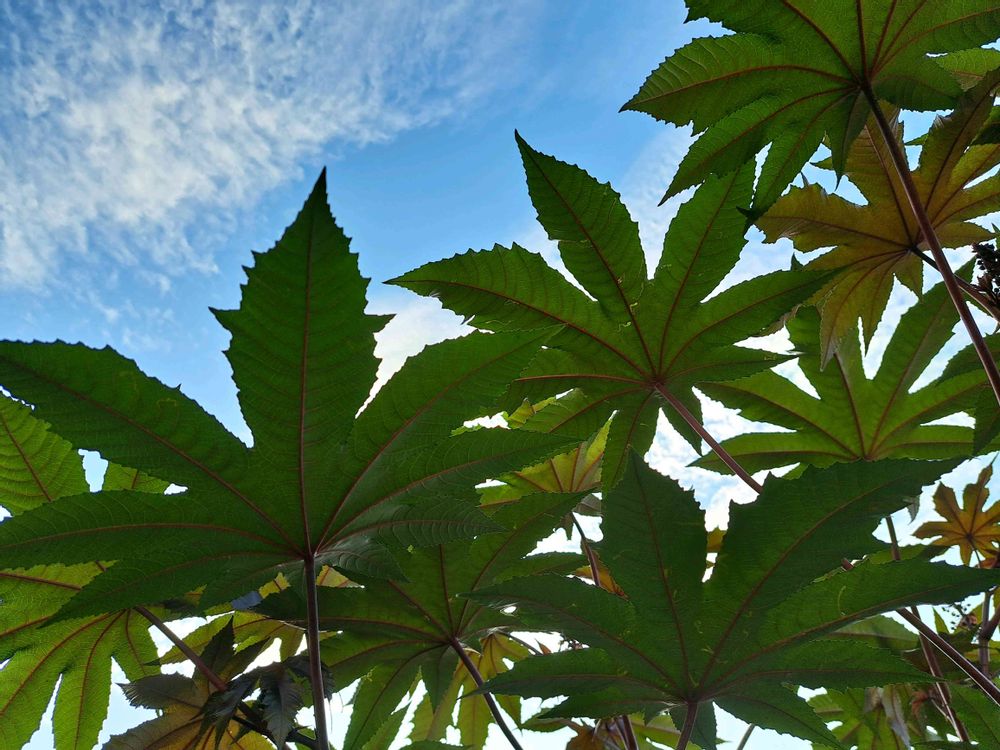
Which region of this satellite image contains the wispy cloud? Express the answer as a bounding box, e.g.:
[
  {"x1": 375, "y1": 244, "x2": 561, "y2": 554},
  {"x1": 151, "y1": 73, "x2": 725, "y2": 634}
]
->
[{"x1": 0, "y1": 0, "x2": 536, "y2": 288}]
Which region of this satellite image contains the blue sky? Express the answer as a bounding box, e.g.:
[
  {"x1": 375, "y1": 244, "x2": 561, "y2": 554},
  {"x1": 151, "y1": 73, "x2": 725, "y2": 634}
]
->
[{"x1": 1, "y1": 1, "x2": 990, "y2": 748}]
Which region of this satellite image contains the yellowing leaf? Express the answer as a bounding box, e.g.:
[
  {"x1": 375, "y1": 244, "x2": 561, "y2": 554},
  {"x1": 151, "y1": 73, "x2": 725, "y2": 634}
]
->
[{"x1": 916, "y1": 466, "x2": 1000, "y2": 564}]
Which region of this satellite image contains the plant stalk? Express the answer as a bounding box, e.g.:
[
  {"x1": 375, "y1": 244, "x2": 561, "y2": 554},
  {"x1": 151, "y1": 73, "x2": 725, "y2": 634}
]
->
[
  {"x1": 657, "y1": 385, "x2": 763, "y2": 493},
  {"x1": 864, "y1": 88, "x2": 1000, "y2": 407},
  {"x1": 572, "y1": 513, "x2": 638, "y2": 750},
  {"x1": 841, "y1": 559, "x2": 1000, "y2": 706},
  {"x1": 618, "y1": 715, "x2": 639, "y2": 750},
  {"x1": 676, "y1": 703, "x2": 700, "y2": 750},
  {"x1": 910, "y1": 246, "x2": 1000, "y2": 323},
  {"x1": 134, "y1": 605, "x2": 309, "y2": 749},
  {"x1": 304, "y1": 556, "x2": 331, "y2": 750},
  {"x1": 980, "y1": 587, "x2": 997, "y2": 678},
  {"x1": 735, "y1": 724, "x2": 755, "y2": 750},
  {"x1": 883, "y1": 518, "x2": 970, "y2": 740},
  {"x1": 449, "y1": 636, "x2": 525, "y2": 750}
]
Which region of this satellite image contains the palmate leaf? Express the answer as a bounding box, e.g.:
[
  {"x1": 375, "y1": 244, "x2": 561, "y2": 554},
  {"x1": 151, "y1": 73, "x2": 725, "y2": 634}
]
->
[
  {"x1": 471, "y1": 456, "x2": 999, "y2": 748},
  {"x1": 758, "y1": 71, "x2": 1000, "y2": 359},
  {"x1": 624, "y1": 0, "x2": 1000, "y2": 214},
  {"x1": 394, "y1": 139, "x2": 826, "y2": 488},
  {"x1": 107, "y1": 622, "x2": 271, "y2": 750},
  {"x1": 479, "y1": 396, "x2": 609, "y2": 508},
  {"x1": 916, "y1": 466, "x2": 1000, "y2": 564},
  {"x1": 0, "y1": 173, "x2": 575, "y2": 620},
  {"x1": 257, "y1": 492, "x2": 582, "y2": 750},
  {"x1": 0, "y1": 394, "x2": 160, "y2": 750},
  {"x1": 694, "y1": 278, "x2": 985, "y2": 475}
]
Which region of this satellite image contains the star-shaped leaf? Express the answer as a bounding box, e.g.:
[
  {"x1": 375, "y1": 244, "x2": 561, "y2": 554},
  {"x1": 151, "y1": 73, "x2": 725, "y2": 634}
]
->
[
  {"x1": 916, "y1": 466, "x2": 1000, "y2": 564},
  {"x1": 393, "y1": 138, "x2": 826, "y2": 488},
  {"x1": 624, "y1": 0, "x2": 1000, "y2": 213},
  {"x1": 0, "y1": 173, "x2": 575, "y2": 620},
  {"x1": 470, "y1": 456, "x2": 998, "y2": 748},
  {"x1": 256, "y1": 492, "x2": 582, "y2": 750},
  {"x1": 758, "y1": 71, "x2": 1000, "y2": 360},
  {"x1": 694, "y1": 279, "x2": 985, "y2": 475},
  {"x1": 0, "y1": 395, "x2": 160, "y2": 750},
  {"x1": 106, "y1": 622, "x2": 271, "y2": 750}
]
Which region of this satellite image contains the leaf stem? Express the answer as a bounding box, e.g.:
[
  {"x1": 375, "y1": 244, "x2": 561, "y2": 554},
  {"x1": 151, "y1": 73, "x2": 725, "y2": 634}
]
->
[
  {"x1": 135, "y1": 605, "x2": 226, "y2": 691},
  {"x1": 735, "y1": 724, "x2": 755, "y2": 750},
  {"x1": 909, "y1": 246, "x2": 1000, "y2": 322},
  {"x1": 883, "y1": 518, "x2": 970, "y2": 739},
  {"x1": 449, "y1": 636, "x2": 525, "y2": 750},
  {"x1": 572, "y1": 513, "x2": 638, "y2": 750},
  {"x1": 841, "y1": 559, "x2": 1000, "y2": 706},
  {"x1": 572, "y1": 512, "x2": 602, "y2": 585},
  {"x1": 863, "y1": 87, "x2": 1000, "y2": 407},
  {"x1": 657, "y1": 385, "x2": 763, "y2": 493},
  {"x1": 618, "y1": 715, "x2": 639, "y2": 750},
  {"x1": 980, "y1": 587, "x2": 997, "y2": 677},
  {"x1": 304, "y1": 556, "x2": 331, "y2": 750},
  {"x1": 675, "y1": 702, "x2": 699, "y2": 750}
]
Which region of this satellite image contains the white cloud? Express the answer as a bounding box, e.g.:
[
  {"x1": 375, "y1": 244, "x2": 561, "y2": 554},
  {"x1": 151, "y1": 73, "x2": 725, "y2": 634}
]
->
[{"x1": 0, "y1": 0, "x2": 536, "y2": 289}]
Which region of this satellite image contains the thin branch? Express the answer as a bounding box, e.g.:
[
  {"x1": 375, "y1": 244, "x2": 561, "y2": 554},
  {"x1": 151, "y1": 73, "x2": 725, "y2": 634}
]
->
[
  {"x1": 675, "y1": 703, "x2": 700, "y2": 750},
  {"x1": 450, "y1": 636, "x2": 525, "y2": 750},
  {"x1": 657, "y1": 385, "x2": 763, "y2": 493},
  {"x1": 304, "y1": 556, "x2": 331, "y2": 750},
  {"x1": 864, "y1": 87, "x2": 1000, "y2": 407}
]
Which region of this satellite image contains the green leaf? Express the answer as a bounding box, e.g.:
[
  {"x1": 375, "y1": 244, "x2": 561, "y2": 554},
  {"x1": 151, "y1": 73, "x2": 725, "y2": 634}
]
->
[
  {"x1": 0, "y1": 397, "x2": 159, "y2": 750},
  {"x1": 394, "y1": 147, "x2": 825, "y2": 487},
  {"x1": 950, "y1": 683, "x2": 1000, "y2": 746},
  {"x1": 694, "y1": 283, "x2": 984, "y2": 475},
  {"x1": 107, "y1": 623, "x2": 271, "y2": 750},
  {"x1": 625, "y1": 0, "x2": 1000, "y2": 212},
  {"x1": 259, "y1": 493, "x2": 577, "y2": 750},
  {"x1": 758, "y1": 71, "x2": 1000, "y2": 357},
  {"x1": 0, "y1": 394, "x2": 87, "y2": 514},
  {"x1": 472, "y1": 456, "x2": 998, "y2": 747},
  {"x1": 0, "y1": 173, "x2": 575, "y2": 619}
]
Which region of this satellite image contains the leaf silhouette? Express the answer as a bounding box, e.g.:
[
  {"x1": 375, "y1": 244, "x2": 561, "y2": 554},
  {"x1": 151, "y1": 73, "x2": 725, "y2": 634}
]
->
[
  {"x1": 0, "y1": 173, "x2": 575, "y2": 620},
  {"x1": 257, "y1": 492, "x2": 581, "y2": 750},
  {"x1": 394, "y1": 138, "x2": 826, "y2": 488},
  {"x1": 471, "y1": 456, "x2": 998, "y2": 748},
  {"x1": 916, "y1": 465, "x2": 1000, "y2": 564},
  {"x1": 624, "y1": 0, "x2": 1000, "y2": 213},
  {"x1": 694, "y1": 281, "x2": 985, "y2": 475},
  {"x1": 757, "y1": 71, "x2": 1000, "y2": 359},
  {"x1": 0, "y1": 395, "x2": 160, "y2": 750},
  {"x1": 106, "y1": 622, "x2": 270, "y2": 750}
]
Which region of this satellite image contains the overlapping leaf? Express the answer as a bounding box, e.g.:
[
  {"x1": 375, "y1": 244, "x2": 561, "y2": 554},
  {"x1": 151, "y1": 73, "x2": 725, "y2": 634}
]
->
[
  {"x1": 256, "y1": 492, "x2": 582, "y2": 750},
  {"x1": 107, "y1": 622, "x2": 271, "y2": 750},
  {"x1": 394, "y1": 139, "x2": 825, "y2": 488},
  {"x1": 809, "y1": 685, "x2": 950, "y2": 749},
  {"x1": 0, "y1": 395, "x2": 160, "y2": 750},
  {"x1": 757, "y1": 71, "x2": 1000, "y2": 359},
  {"x1": 0, "y1": 173, "x2": 574, "y2": 620},
  {"x1": 916, "y1": 466, "x2": 1000, "y2": 564},
  {"x1": 625, "y1": 0, "x2": 1000, "y2": 214},
  {"x1": 472, "y1": 456, "x2": 998, "y2": 748},
  {"x1": 694, "y1": 279, "x2": 985, "y2": 475}
]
